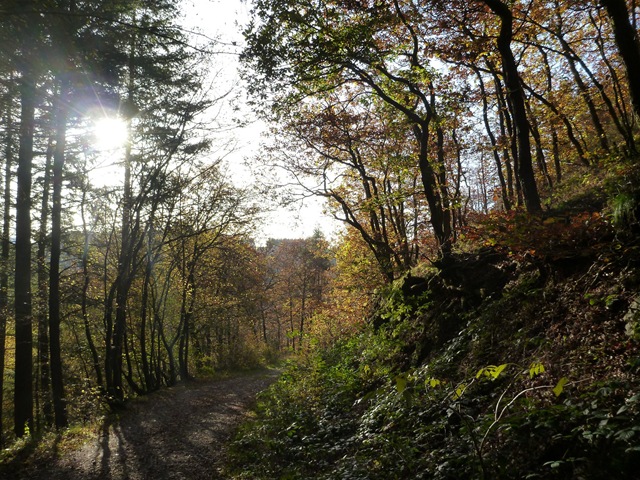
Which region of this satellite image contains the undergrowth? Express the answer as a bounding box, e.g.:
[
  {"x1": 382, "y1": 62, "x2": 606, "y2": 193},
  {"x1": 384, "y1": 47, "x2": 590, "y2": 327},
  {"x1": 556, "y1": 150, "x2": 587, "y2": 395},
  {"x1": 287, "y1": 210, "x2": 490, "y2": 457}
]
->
[
  {"x1": 227, "y1": 174, "x2": 640, "y2": 479},
  {"x1": 228, "y1": 276, "x2": 640, "y2": 478}
]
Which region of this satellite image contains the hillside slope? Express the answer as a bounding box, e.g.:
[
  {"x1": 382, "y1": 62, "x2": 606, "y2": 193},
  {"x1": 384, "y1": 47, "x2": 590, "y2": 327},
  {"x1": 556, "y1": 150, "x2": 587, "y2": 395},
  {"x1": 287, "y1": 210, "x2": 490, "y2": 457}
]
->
[{"x1": 228, "y1": 193, "x2": 640, "y2": 479}]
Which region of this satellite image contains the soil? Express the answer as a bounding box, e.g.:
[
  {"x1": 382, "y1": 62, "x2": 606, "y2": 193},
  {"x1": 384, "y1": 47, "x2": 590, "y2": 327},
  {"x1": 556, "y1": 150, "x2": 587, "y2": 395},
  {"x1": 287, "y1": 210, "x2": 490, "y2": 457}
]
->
[{"x1": 3, "y1": 369, "x2": 280, "y2": 480}]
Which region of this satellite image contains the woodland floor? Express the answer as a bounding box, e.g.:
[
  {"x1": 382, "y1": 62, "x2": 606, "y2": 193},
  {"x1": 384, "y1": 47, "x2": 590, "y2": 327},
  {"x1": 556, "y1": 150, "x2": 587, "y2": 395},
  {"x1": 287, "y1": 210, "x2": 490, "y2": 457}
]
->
[{"x1": 2, "y1": 369, "x2": 280, "y2": 480}]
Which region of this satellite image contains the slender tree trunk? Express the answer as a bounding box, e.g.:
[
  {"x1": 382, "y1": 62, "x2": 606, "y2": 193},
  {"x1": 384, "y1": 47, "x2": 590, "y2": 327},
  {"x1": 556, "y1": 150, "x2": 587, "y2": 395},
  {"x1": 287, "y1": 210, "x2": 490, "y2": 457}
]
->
[
  {"x1": 178, "y1": 269, "x2": 196, "y2": 380},
  {"x1": 111, "y1": 158, "x2": 132, "y2": 401},
  {"x1": 80, "y1": 195, "x2": 103, "y2": 388},
  {"x1": 49, "y1": 75, "x2": 69, "y2": 429},
  {"x1": 435, "y1": 125, "x2": 453, "y2": 239},
  {"x1": 601, "y1": 0, "x2": 640, "y2": 120},
  {"x1": 415, "y1": 121, "x2": 451, "y2": 253},
  {"x1": 103, "y1": 282, "x2": 116, "y2": 398},
  {"x1": 452, "y1": 129, "x2": 468, "y2": 230},
  {"x1": 482, "y1": 0, "x2": 541, "y2": 213},
  {"x1": 36, "y1": 138, "x2": 53, "y2": 429},
  {"x1": 587, "y1": 8, "x2": 636, "y2": 152},
  {"x1": 289, "y1": 292, "x2": 295, "y2": 351},
  {"x1": 536, "y1": 45, "x2": 564, "y2": 181},
  {"x1": 140, "y1": 256, "x2": 153, "y2": 391},
  {"x1": 525, "y1": 100, "x2": 553, "y2": 189},
  {"x1": 474, "y1": 67, "x2": 511, "y2": 210},
  {"x1": 551, "y1": 127, "x2": 562, "y2": 183},
  {"x1": 123, "y1": 327, "x2": 143, "y2": 394},
  {"x1": 157, "y1": 310, "x2": 178, "y2": 385},
  {"x1": 109, "y1": 15, "x2": 138, "y2": 404},
  {"x1": 488, "y1": 63, "x2": 515, "y2": 203},
  {"x1": 299, "y1": 278, "x2": 307, "y2": 349},
  {"x1": 559, "y1": 36, "x2": 610, "y2": 153}
]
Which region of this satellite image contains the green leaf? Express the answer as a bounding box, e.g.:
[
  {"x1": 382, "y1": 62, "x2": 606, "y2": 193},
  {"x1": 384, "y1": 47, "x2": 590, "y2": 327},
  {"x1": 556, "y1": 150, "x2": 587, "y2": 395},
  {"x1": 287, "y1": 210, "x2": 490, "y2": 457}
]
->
[
  {"x1": 529, "y1": 362, "x2": 545, "y2": 379},
  {"x1": 395, "y1": 374, "x2": 408, "y2": 394},
  {"x1": 426, "y1": 377, "x2": 441, "y2": 388},
  {"x1": 452, "y1": 383, "x2": 466, "y2": 400},
  {"x1": 553, "y1": 377, "x2": 569, "y2": 397},
  {"x1": 476, "y1": 364, "x2": 508, "y2": 380},
  {"x1": 493, "y1": 363, "x2": 508, "y2": 378}
]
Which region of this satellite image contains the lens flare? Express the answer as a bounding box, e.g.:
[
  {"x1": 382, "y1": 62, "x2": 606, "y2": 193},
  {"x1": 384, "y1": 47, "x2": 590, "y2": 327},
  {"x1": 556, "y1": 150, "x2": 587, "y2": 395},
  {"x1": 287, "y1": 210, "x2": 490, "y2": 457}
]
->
[{"x1": 93, "y1": 117, "x2": 129, "y2": 151}]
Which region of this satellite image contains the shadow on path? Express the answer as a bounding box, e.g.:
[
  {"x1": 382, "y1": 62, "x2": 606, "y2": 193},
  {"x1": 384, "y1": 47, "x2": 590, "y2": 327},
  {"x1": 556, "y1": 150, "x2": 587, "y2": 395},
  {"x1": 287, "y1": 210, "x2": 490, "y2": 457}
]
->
[{"x1": 4, "y1": 369, "x2": 279, "y2": 480}]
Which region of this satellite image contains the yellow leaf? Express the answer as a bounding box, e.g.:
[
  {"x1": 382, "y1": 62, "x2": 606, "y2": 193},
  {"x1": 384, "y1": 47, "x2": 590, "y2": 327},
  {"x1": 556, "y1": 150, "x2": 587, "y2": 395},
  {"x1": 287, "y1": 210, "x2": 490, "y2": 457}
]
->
[
  {"x1": 553, "y1": 377, "x2": 569, "y2": 397},
  {"x1": 529, "y1": 362, "x2": 545, "y2": 379}
]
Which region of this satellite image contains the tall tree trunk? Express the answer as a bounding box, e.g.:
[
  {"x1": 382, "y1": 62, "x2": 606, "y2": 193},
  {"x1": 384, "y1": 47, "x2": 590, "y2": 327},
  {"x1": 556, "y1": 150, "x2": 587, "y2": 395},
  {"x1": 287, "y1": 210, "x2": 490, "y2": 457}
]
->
[
  {"x1": 109, "y1": 14, "x2": 138, "y2": 404},
  {"x1": 586, "y1": 8, "x2": 636, "y2": 153},
  {"x1": 415, "y1": 121, "x2": 452, "y2": 253},
  {"x1": 482, "y1": 0, "x2": 542, "y2": 213},
  {"x1": 522, "y1": 82, "x2": 589, "y2": 166},
  {"x1": 525, "y1": 100, "x2": 553, "y2": 189},
  {"x1": 49, "y1": 74, "x2": 69, "y2": 429},
  {"x1": 556, "y1": 30, "x2": 610, "y2": 153},
  {"x1": 474, "y1": 66, "x2": 511, "y2": 210},
  {"x1": 390, "y1": 0, "x2": 452, "y2": 254},
  {"x1": 110, "y1": 140, "x2": 132, "y2": 402},
  {"x1": 36, "y1": 139, "x2": 53, "y2": 429},
  {"x1": 14, "y1": 68, "x2": 36, "y2": 438},
  {"x1": 488, "y1": 63, "x2": 516, "y2": 203},
  {"x1": 601, "y1": 0, "x2": 640, "y2": 120},
  {"x1": 435, "y1": 125, "x2": 453, "y2": 239},
  {"x1": 140, "y1": 256, "x2": 153, "y2": 391},
  {"x1": 299, "y1": 278, "x2": 307, "y2": 349},
  {"x1": 178, "y1": 269, "x2": 196, "y2": 380},
  {"x1": 0, "y1": 86, "x2": 15, "y2": 446},
  {"x1": 551, "y1": 127, "x2": 562, "y2": 183},
  {"x1": 80, "y1": 193, "x2": 103, "y2": 388},
  {"x1": 536, "y1": 45, "x2": 564, "y2": 181}
]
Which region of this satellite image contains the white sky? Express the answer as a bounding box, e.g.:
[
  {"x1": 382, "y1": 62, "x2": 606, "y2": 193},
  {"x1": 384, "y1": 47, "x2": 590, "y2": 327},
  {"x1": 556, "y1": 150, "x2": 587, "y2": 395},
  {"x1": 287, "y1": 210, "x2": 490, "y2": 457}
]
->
[{"x1": 181, "y1": 0, "x2": 342, "y2": 243}]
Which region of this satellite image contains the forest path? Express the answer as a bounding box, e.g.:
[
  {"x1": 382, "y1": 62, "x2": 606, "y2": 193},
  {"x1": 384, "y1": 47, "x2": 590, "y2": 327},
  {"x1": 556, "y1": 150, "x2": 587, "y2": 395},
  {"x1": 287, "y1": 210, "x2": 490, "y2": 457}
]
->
[{"x1": 10, "y1": 369, "x2": 280, "y2": 480}]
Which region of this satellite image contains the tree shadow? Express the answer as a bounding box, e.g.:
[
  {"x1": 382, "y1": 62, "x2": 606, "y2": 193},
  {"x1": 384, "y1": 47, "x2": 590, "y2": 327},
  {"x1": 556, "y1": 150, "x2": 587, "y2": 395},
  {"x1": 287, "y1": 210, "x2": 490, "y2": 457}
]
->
[{"x1": 0, "y1": 371, "x2": 280, "y2": 480}]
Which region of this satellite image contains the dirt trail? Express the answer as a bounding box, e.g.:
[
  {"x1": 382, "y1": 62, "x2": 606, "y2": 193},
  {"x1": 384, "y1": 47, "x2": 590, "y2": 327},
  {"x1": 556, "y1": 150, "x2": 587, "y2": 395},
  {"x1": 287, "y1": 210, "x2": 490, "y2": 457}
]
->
[{"x1": 7, "y1": 369, "x2": 279, "y2": 480}]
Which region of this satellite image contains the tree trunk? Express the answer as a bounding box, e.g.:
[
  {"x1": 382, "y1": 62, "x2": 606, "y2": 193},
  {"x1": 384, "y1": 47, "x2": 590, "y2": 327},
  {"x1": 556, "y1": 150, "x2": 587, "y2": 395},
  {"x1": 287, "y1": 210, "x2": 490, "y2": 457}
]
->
[
  {"x1": 488, "y1": 63, "x2": 515, "y2": 203},
  {"x1": 140, "y1": 257, "x2": 154, "y2": 391},
  {"x1": 525, "y1": 99, "x2": 553, "y2": 189},
  {"x1": 111, "y1": 188, "x2": 131, "y2": 402},
  {"x1": 0, "y1": 84, "x2": 15, "y2": 446},
  {"x1": 14, "y1": 68, "x2": 36, "y2": 438},
  {"x1": 482, "y1": 0, "x2": 542, "y2": 213},
  {"x1": 80, "y1": 195, "x2": 103, "y2": 388},
  {"x1": 556, "y1": 29, "x2": 610, "y2": 153},
  {"x1": 601, "y1": 0, "x2": 640, "y2": 120},
  {"x1": 522, "y1": 81, "x2": 589, "y2": 166},
  {"x1": 36, "y1": 138, "x2": 53, "y2": 429},
  {"x1": 586, "y1": 8, "x2": 635, "y2": 153},
  {"x1": 179, "y1": 270, "x2": 196, "y2": 380},
  {"x1": 415, "y1": 121, "x2": 452, "y2": 253},
  {"x1": 474, "y1": 67, "x2": 511, "y2": 210},
  {"x1": 49, "y1": 74, "x2": 69, "y2": 429}
]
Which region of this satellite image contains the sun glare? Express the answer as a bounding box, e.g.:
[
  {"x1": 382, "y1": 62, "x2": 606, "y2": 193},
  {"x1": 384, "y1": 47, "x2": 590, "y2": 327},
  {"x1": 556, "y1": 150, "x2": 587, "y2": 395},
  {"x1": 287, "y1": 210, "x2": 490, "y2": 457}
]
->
[{"x1": 93, "y1": 117, "x2": 129, "y2": 152}]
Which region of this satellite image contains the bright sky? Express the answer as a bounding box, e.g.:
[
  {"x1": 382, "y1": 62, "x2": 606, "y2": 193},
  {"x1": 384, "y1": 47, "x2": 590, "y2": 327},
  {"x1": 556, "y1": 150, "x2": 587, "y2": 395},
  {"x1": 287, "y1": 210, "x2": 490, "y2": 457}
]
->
[{"x1": 181, "y1": 0, "x2": 342, "y2": 243}]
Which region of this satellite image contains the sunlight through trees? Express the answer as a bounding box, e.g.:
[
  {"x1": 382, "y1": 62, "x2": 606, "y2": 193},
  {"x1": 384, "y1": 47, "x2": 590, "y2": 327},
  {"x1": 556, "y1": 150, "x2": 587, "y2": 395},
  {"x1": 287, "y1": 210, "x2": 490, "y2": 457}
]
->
[{"x1": 2, "y1": 1, "x2": 640, "y2": 466}]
